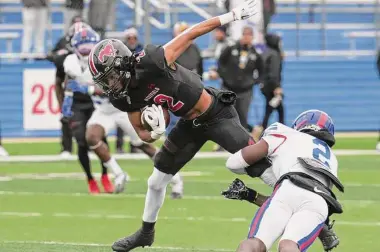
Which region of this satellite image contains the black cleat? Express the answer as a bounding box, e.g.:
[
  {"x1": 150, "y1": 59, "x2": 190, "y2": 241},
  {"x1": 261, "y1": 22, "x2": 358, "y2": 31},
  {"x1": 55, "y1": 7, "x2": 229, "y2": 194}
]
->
[
  {"x1": 318, "y1": 221, "x2": 339, "y2": 252},
  {"x1": 112, "y1": 228, "x2": 155, "y2": 252}
]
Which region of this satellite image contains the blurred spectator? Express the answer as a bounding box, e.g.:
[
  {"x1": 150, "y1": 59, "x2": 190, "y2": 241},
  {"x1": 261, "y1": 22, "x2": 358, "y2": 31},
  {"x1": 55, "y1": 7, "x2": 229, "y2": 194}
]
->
[
  {"x1": 21, "y1": 0, "x2": 48, "y2": 58},
  {"x1": 263, "y1": 0, "x2": 276, "y2": 34},
  {"x1": 217, "y1": 26, "x2": 263, "y2": 130},
  {"x1": 64, "y1": 0, "x2": 84, "y2": 33},
  {"x1": 204, "y1": 26, "x2": 234, "y2": 60},
  {"x1": 254, "y1": 33, "x2": 284, "y2": 139},
  {"x1": 123, "y1": 27, "x2": 143, "y2": 53},
  {"x1": 116, "y1": 27, "x2": 144, "y2": 154},
  {"x1": 88, "y1": 0, "x2": 114, "y2": 39},
  {"x1": 173, "y1": 22, "x2": 204, "y2": 77}
]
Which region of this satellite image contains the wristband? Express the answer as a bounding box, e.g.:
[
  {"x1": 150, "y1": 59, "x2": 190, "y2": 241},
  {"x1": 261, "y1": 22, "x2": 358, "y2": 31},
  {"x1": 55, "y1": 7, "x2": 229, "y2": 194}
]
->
[
  {"x1": 246, "y1": 188, "x2": 258, "y2": 204},
  {"x1": 218, "y1": 12, "x2": 235, "y2": 26}
]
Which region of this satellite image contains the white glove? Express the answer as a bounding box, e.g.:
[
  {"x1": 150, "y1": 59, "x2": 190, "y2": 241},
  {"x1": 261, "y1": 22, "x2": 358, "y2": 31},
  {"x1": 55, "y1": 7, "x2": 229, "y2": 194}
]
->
[
  {"x1": 232, "y1": 0, "x2": 258, "y2": 20},
  {"x1": 143, "y1": 104, "x2": 166, "y2": 140},
  {"x1": 219, "y1": 0, "x2": 258, "y2": 25}
]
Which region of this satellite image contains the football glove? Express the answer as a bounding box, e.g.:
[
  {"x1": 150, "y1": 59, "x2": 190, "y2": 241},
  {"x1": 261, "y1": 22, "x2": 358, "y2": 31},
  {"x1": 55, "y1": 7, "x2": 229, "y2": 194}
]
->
[
  {"x1": 66, "y1": 80, "x2": 94, "y2": 95},
  {"x1": 61, "y1": 91, "x2": 74, "y2": 119},
  {"x1": 221, "y1": 178, "x2": 250, "y2": 200},
  {"x1": 143, "y1": 104, "x2": 166, "y2": 140},
  {"x1": 232, "y1": 0, "x2": 258, "y2": 21}
]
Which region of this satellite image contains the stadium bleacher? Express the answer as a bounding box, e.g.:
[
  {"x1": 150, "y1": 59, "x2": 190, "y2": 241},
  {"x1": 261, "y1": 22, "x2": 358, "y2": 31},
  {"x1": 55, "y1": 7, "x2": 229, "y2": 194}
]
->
[{"x1": 0, "y1": 0, "x2": 380, "y2": 137}]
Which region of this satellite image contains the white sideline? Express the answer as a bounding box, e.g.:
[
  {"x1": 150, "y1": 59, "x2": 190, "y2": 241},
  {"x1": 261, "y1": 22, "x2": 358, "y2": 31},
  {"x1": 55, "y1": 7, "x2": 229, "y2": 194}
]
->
[
  {"x1": 2, "y1": 240, "x2": 234, "y2": 251},
  {"x1": 0, "y1": 150, "x2": 378, "y2": 163},
  {"x1": 1, "y1": 211, "x2": 379, "y2": 227}
]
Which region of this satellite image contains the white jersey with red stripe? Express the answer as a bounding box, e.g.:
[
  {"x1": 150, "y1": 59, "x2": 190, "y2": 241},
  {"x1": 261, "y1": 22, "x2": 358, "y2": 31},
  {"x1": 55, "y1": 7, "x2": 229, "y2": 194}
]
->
[
  {"x1": 64, "y1": 53, "x2": 118, "y2": 113},
  {"x1": 261, "y1": 122, "x2": 338, "y2": 189}
]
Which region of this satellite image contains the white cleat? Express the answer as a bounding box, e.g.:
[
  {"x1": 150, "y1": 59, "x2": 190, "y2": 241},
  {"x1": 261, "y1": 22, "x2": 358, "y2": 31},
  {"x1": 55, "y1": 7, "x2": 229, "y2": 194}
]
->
[
  {"x1": 376, "y1": 142, "x2": 380, "y2": 152},
  {"x1": 0, "y1": 146, "x2": 9, "y2": 157},
  {"x1": 59, "y1": 151, "x2": 71, "y2": 159},
  {"x1": 114, "y1": 173, "x2": 128, "y2": 194}
]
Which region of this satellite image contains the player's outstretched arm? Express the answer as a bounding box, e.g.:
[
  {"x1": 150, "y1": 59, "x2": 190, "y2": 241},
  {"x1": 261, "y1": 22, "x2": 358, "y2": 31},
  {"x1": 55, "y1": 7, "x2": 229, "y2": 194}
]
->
[
  {"x1": 163, "y1": 0, "x2": 258, "y2": 65},
  {"x1": 221, "y1": 178, "x2": 269, "y2": 207}
]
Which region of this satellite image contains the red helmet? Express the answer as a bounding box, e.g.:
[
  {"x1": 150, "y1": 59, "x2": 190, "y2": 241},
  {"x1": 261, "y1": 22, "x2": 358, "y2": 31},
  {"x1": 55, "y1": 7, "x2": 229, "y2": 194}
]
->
[{"x1": 88, "y1": 39, "x2": 135, "y2": 98}]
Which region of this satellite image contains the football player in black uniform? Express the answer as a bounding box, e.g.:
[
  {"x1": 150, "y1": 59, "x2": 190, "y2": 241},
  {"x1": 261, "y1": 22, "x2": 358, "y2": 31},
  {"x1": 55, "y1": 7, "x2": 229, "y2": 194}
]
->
[{"x1": 87, "y1": 0, "x2": 271, "y2": 250}]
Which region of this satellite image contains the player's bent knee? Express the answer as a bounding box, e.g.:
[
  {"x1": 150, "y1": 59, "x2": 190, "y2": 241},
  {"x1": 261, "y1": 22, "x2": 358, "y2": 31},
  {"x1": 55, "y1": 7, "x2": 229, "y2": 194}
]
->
[
  {"x1": 147, "y1": 168, "x2": 171, "y2": 191},
  {"x1": 237, "y1": 238, "x2": 266, "y2": 252},
  {"x1": 278, "y1": 240, "x2": 300, "y2": 252},
  {"x1": 86, "y1": 124, "x2": 104, "y2": 147}
]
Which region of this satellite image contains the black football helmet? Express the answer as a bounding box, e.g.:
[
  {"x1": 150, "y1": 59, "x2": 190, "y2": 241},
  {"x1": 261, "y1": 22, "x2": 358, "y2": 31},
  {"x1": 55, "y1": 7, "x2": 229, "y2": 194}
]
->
[{"x1": 88, "y1": 39, "x2": 136, "y2": 98}]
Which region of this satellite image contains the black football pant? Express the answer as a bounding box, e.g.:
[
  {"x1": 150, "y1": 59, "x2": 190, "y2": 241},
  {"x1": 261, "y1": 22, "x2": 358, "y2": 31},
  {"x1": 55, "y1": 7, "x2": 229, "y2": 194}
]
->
[
  {"x1": 61, "y1": 119, "x2": 73, "y2": 153},
  {"x1": 70, "y1": 107, "x2": 108, "y2": 180},
  {"x1": 154, "y1": 89, "x2": 271, "y2": 178}
]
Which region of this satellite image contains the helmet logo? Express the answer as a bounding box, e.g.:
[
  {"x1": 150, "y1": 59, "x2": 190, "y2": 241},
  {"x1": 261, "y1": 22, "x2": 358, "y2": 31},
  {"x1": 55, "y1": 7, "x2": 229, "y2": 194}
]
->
[{"x1": 98, "y1": 42, "x2": 116, "y2": 63}]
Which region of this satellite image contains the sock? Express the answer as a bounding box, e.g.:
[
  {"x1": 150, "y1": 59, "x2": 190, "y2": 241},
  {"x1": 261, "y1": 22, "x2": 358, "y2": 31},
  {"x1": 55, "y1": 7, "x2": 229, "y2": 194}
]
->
[
  {"x1": 101, "y1": 163, "x2": 108, "y2": 176},
  {"x1": 78, "y1": 146, "x2": 93, "y2": 181},
  {"x1": 171, "y1": 173, "x2": 183, "y2": 194},
  {"x1": 142, "y1": 168, "x2": 173, "y2": 223},
  {"x1": 142, "y1": 221, "x2": 156, "y2": 232},
  {"x1": 104, "y1": 157, "x2": 124, "y2": 176}
]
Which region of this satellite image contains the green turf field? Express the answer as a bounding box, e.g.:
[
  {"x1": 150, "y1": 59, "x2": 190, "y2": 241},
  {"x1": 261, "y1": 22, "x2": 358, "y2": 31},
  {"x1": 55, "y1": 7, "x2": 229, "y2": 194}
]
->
[{"x1": 0, "y1": 139, "x2": 379, "y2": 252}]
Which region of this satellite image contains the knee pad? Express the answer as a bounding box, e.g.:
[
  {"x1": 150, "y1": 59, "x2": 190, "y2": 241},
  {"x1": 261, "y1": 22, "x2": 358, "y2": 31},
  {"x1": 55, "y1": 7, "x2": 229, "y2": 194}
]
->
[{"x1": 147, "y1": 168, "x2": 172, "y2": 191}]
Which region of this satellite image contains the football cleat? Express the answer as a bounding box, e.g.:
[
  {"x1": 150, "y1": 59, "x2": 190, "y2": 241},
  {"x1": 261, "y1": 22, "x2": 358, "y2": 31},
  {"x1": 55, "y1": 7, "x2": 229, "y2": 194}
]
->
[
  {"x1": 112, "y1": 228, "x2": 155, "y2": 252},
  {"x1": 318, "y1": 220, "x2": 339, "y2": 252},
  {"x1": 114, "y1": 173, "x2": 128, "y2": 194},
  {"x1": 171, "y1": 192, "x2": 183, "y2": 199},
  {"x1": 101, "y1": 174, "x2": 114, "y2": 193},
  {"x1": 88, "y1": 179, "x2": 100, "y2": 194}
]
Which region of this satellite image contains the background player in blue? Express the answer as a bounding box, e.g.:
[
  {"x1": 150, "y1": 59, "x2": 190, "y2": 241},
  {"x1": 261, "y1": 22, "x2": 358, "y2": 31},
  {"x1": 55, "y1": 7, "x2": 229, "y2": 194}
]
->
[{"x1": 87, "y1": 0, "x2": 272, "y2": 250}]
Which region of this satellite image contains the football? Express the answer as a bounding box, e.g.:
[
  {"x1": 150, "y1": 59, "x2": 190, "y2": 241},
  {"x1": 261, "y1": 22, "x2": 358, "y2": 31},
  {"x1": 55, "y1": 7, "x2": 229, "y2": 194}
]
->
[{"x1": 141, "y1": 106, "x2": 171, "y2": 131}]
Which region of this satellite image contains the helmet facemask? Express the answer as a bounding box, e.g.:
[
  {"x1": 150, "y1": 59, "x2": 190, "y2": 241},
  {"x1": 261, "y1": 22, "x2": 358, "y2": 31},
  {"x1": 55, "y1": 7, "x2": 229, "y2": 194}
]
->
[{"x1": 94, "y1": 56, "x2": 134, "y2": 99}]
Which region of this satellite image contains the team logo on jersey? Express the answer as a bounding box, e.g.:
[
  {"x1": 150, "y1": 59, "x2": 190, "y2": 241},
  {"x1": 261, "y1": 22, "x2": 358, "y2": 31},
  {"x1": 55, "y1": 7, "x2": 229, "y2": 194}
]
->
[{"x1": 98, "y1": 42, "x2": 116, "y2": 63}]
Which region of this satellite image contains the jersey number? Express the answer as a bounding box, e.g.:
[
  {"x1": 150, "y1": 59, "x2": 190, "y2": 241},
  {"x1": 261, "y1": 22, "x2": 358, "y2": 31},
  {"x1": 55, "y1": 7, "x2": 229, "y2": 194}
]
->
[
  {"x1": 153, "y1": 94, "x2": 184, "y2": 112},
  {"x1": 312, "y1": 138, "x2": 331, "y2": 168}
]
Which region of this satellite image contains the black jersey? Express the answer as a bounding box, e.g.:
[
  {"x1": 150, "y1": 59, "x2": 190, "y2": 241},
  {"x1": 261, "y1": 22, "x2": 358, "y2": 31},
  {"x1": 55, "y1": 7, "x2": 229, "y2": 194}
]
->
[{"x1": 111, "y1": 45, "x2": 204, "y2": 117}]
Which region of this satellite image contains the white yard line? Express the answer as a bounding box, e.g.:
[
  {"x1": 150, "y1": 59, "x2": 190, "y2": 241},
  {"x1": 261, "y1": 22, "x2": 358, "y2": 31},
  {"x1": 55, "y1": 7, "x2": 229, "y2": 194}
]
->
[
  {"x1": 1, "y1": 172, "x2": 380, "y2": 188},
  {"x1": 0, "y1": 211, "x2": 379, "y2": 227},
  {"x1": 0, "y1": 190, "x2": 378, "y2": 205},
  {"x1": 0, "y1": 150, "x2": 379, "y2": 163},
  {"x1": 1, "y1": 240, "x2": 234, "y2": 251}
]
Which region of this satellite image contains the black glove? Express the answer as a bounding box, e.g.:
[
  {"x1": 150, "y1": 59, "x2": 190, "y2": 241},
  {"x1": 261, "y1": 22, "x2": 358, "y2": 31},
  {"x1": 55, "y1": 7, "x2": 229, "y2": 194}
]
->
[{"x1": 221, "y1": 178, "x2": 257, "y2": 202}]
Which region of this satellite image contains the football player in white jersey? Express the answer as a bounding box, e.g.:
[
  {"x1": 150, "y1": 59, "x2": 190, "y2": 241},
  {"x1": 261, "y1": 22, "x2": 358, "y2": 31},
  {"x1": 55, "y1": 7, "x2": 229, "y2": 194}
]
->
[
  {"x1": 65, "y1": 29, "x2": 184, "y2": 195},
  {"x1": 86, "y1": 94, "x2": 157, "y2": 193},
  {"x1": 62, "y1": 28, "x2": 117, "y2": 194},
  {"x1": 224, "y1": 110, "x2": 344, "y2": 252}
]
